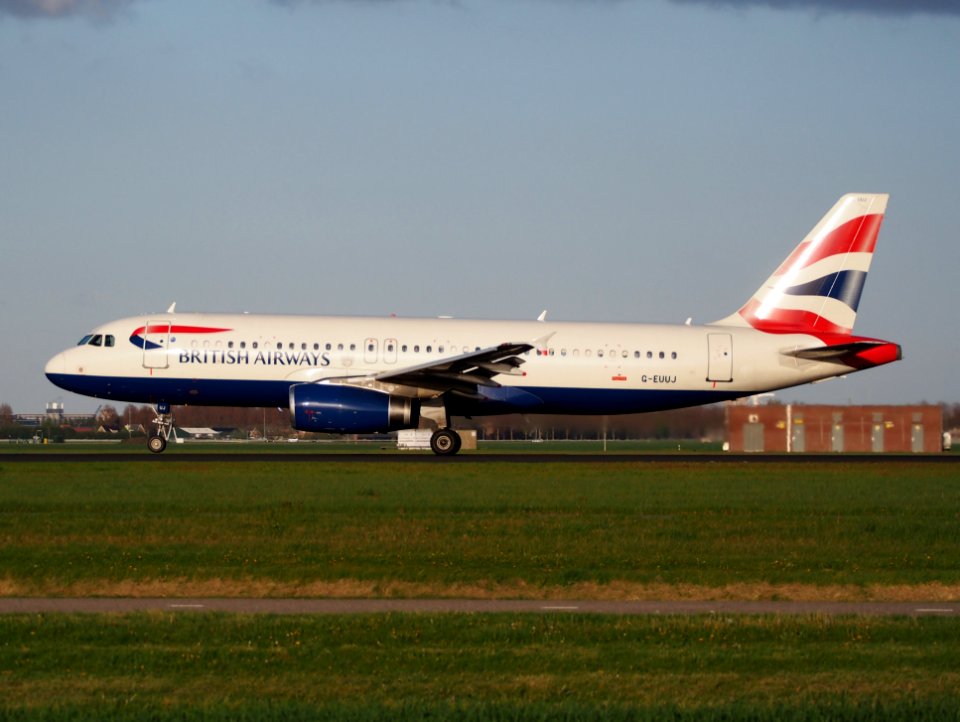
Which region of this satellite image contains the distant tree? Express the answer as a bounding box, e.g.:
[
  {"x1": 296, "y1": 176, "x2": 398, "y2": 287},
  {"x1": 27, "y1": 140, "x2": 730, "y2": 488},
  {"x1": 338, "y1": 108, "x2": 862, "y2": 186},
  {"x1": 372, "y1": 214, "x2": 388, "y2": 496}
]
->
[
  {"x1": 0, "y1": 403, "x2": 12, "y2": 425},
  {"x1": 942, "y1": 402, "x2": 960, "y2": 431},
  {"x1": 96, "y1": 405, "x2": 121, "y2": 429}
]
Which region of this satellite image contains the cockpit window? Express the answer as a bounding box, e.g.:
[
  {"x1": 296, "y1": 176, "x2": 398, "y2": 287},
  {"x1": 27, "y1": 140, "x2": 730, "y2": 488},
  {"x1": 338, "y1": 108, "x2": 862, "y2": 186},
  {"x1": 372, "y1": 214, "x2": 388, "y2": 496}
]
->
[
  {"x1": 105, "y1": 335, "x2": 115, "y2": 347},
  {"x1": 89, "y1": 335, "x2": 103, "y2": 347},
  {"x1": 77, "y1": 335, "x2": 93, "y2": 346}
]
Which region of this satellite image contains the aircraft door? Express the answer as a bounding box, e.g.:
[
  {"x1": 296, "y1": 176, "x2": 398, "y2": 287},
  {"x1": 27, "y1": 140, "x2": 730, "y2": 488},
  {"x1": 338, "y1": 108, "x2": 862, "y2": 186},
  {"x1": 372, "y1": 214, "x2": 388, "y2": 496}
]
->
[
  {"x1": 707, "y1": 333, "x2": 733, "y2": 382},
  {"x1": 364, "y1": 338, "x2": 378, "y2": 365},
  {"x1": 142, "y1": 322, "x2": 171, "y2": 369},
  {"x1": 384, "y1": 338, "x2": 398, "y2": 364}
]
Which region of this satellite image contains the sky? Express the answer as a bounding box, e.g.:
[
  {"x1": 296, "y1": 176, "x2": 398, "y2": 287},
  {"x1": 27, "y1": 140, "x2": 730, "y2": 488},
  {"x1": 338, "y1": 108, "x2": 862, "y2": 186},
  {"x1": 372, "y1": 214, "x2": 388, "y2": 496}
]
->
[{"x1": 1, "y1": 0, "x2": 959, "y2": 414}]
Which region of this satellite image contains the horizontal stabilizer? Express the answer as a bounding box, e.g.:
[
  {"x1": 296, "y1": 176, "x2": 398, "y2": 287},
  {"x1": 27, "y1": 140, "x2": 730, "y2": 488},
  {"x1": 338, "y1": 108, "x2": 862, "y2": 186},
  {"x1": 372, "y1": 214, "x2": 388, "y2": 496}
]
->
[
  {"x1": 783, "y1": 339, "x2": 902, "y2": 369},
  {"x1": 784, "y1": 341, "x2": 887, "y2": 361}
]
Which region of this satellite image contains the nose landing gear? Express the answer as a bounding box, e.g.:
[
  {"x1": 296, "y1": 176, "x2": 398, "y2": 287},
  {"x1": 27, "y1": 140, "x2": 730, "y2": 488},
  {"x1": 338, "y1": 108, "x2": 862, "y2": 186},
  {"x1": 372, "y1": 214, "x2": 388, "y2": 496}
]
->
[{"x1": 148, "y1": 403, "x2": 175, "y2": 454}]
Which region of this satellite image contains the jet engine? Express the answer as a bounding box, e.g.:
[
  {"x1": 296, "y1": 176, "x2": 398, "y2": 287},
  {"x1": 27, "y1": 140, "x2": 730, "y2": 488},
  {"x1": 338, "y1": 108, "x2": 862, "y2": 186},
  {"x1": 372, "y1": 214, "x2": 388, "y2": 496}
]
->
[{"x1": 289, "y1": 383, "x2": 420, "y2": 434}]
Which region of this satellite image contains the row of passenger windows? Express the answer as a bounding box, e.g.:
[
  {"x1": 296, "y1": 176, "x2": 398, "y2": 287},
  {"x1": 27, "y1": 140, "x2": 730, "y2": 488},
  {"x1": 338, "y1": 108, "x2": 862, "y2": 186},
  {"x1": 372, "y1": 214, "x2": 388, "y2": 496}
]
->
[
  {"x1": 533, "y1": 349, "x2": 679, "y2": 360},
  {"x1": 218, "y1": 339, "x2": 679, "y2": 360},
  {"x1": 76, "y1": 332, "x2": 680, "y2": 362}
]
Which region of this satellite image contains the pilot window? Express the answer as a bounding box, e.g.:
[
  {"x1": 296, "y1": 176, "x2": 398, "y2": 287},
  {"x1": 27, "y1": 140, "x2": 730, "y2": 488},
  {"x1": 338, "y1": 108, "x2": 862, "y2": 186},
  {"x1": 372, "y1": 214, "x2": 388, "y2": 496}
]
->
[
  {"x1": 105, "y1": 335, "x2": 115, "y2": 347},
  {"x1": 89, "y1": 335, "x2": 103, "y2": 347}
]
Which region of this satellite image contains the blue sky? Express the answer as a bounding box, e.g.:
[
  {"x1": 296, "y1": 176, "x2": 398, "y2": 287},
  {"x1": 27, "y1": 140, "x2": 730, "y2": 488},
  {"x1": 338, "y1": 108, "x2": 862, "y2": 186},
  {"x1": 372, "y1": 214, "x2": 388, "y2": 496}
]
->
[{"x1": 1, "y1": 0, "x2": 958, "y2": 413}]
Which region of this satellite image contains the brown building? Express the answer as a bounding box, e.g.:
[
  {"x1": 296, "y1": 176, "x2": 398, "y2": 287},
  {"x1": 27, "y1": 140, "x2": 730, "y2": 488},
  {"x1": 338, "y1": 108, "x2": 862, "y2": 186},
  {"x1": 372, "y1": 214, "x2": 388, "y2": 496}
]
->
[{"x1": 726, "y1": 404, "x2": 943, "y2": 453}]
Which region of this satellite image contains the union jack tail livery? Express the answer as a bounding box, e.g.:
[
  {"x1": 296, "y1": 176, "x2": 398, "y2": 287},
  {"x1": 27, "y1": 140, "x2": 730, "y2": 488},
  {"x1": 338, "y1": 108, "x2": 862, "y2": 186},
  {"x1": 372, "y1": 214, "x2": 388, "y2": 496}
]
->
[{"x1": 714, "y1": 193, "x2": 887, "y2": 335}]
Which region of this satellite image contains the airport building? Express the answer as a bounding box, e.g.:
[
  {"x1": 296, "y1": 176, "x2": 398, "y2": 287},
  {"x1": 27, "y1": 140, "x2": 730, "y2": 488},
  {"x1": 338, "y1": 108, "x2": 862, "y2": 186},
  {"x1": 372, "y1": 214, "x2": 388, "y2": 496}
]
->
[{"x1": 725, "y1": 404, "x2": 943, "y2": 453}]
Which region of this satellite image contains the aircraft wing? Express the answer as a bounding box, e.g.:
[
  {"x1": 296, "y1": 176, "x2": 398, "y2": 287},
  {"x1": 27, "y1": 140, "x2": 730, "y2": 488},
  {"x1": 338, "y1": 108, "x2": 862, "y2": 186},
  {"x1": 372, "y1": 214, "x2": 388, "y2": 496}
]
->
[{"x1": 373, "y1": 342, "x2": 533, "y2": 394}]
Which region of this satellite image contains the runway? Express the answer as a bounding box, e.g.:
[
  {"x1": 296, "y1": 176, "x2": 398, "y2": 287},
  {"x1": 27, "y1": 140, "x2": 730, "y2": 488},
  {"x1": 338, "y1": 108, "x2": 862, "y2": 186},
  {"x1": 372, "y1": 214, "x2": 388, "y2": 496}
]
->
[
  {"x1": 2, "y1": 452, "x2": 957, "y2": 463},
  {"x1": 0, "y1": 598, "x2": 956, "y2": 616}
]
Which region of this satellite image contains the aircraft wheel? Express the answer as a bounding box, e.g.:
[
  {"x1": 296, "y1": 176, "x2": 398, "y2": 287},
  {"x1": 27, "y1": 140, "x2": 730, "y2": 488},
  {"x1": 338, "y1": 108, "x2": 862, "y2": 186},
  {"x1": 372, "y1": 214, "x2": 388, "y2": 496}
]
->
[
  {"x1": 430, "y1": 428, "x2": 461, "y2": 456},
  {"x1": 147, "y1": 434, "x2": 167, "y2": 454}
]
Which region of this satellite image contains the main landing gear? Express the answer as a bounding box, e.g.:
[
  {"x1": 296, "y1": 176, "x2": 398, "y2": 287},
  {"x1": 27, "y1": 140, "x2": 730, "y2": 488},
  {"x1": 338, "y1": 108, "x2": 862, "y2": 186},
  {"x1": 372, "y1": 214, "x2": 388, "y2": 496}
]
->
[
  {"x1": 147, "y1": 402, "x2": 175, "y2": 454},
  {"x1": 429, "y1": 428, "x2": 461, "y2": 456}
]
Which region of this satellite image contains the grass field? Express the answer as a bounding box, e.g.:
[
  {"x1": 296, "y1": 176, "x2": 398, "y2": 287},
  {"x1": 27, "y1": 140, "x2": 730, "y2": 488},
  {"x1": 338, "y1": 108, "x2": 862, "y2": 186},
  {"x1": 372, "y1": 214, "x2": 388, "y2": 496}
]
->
[
  {"x1": 2, "y1": 612, "x2": 959, "y2": 720},
  {"x1": 0, "y1": 458, "x2": 957, "y2": 598},
  {"x1": 1, "y1": 456, "x2": 959, "y2": 720}
]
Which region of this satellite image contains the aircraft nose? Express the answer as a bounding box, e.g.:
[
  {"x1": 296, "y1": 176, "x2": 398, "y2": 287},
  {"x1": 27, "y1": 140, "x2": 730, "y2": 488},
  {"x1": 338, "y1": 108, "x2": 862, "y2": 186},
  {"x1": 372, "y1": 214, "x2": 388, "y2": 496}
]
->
[{"x1": 45, "y1": 351, "x2": 66, "y2": 378}]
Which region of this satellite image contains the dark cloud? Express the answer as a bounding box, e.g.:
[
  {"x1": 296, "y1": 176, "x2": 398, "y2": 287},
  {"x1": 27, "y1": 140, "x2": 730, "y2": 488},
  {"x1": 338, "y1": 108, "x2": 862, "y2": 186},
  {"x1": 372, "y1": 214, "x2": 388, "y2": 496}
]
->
[
  {"x1": 0, "y1": 0, "x2": 134, "y2": 19},
  {"x1": 4, "y1": 0, "x2": 959, "y2": 20},
  {"x1": 668, "y1": 0, "x2": 960, "y2": 16}
]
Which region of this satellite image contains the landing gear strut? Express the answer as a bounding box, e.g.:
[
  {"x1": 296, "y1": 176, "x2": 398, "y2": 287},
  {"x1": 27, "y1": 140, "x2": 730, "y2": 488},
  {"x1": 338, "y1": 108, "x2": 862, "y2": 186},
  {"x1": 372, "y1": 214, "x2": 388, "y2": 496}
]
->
[
  {"x1": 148, "y1": 402, "x2": 175, "y2": 454},
  {"x1": 429, "y1": 428, "x2": 461, "y2": 456}
]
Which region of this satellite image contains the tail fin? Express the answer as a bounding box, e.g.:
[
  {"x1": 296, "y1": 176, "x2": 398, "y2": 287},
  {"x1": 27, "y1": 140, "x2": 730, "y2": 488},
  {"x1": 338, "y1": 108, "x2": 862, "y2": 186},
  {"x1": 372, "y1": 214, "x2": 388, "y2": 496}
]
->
[{"x1": 712, "y1": 193, "x2": 888, "y2": 335}]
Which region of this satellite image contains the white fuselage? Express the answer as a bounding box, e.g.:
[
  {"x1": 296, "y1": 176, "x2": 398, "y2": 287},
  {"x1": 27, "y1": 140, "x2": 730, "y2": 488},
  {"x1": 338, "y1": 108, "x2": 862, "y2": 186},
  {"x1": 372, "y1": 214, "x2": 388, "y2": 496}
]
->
[{"x1": 44, "y1": 312, "x2": 863, "y2": 415}]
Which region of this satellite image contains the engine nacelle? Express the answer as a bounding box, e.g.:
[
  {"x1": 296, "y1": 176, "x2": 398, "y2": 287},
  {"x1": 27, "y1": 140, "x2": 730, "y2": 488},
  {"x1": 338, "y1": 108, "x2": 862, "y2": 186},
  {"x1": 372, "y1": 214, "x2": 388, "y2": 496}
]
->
[{"x1": 289, "y1": 383, "x2": 420, "y2": 434}]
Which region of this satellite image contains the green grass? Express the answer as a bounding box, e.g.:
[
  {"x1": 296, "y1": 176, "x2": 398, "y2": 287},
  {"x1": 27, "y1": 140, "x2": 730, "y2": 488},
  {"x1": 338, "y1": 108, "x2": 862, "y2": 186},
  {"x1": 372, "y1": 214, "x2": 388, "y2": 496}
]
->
[
  {"x1": 0, "y1": 438, "x2": 724, "y2": 454},
  {"x1": 1, "y1": 613, "x2": 959, "y2": 720},
  {"x1": 0, "y1": 459, "x2": 958, "y2": 595}
]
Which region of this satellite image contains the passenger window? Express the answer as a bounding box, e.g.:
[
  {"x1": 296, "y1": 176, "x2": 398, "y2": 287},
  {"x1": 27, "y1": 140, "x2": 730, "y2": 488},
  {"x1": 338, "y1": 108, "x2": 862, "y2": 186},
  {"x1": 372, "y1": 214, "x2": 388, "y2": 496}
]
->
[
  {"x1": 659, "y1": 351, "x2": 665, "y2": 359},
  {"x1": 338, "y1": 343, "x2": 344, "y2": 351},
  {"x1": 426, "y1": 345, "x2": 433, "y2": 353},
  {"x1": 414, "y1": 345, "x2": 420, "y2": 353},
  {"x1": 634, "y1": 351, "x2": 640, "y2": 359},
  {"x1": 438, "y1": 346, "x2": 444, "y2": 353},
  {"x1": 647, "y1": 351, "x2": 653, "y2": 359},
  {"x1": 277, "y1": 342, "x2": 283, "y2": 350},
  {"x1": 597, "y1": 350, "x2": 604, "y2": 358},
  {"x1": 560, "y1": 349, "x2": 567, "y2": 356},
  {"x1": 228, "y1": 341, "x2": 235, "y2": 349},
  {"x1": 621, "y1": 350, "x2": 627, "y2": 358},
  {"x1": 350, "y1": 343, "x2": 356, "y2": 351},
  {"x1": 240, "y1": 341, "x2": 246, "y2": 349},
  {"x1": 402, "y1": 344, "x2": 408, "y2": 353},
  {"x1": 367, "y1": 343, "x2": 375, "y2": 352},
  {"x1": 326, "y1": 343, "x2": 332, "y2": 351},
  {"x1": 672, "y1": 351, "x2": 678, "y2": 359},
  {"x1": 252, "y1": 342, "x2": 259, "y2": 349}
]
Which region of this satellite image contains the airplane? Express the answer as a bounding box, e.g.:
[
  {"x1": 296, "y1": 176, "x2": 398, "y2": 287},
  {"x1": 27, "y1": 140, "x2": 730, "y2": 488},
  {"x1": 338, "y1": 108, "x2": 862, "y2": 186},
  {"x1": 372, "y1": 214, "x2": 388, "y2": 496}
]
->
[{"x1": 45, "y1": 193, "x2": 901, "y2": 455}]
